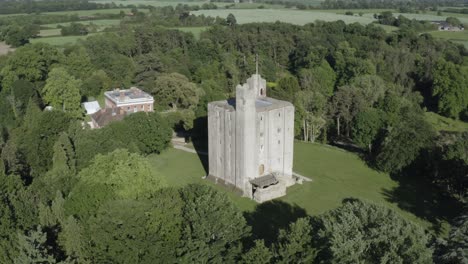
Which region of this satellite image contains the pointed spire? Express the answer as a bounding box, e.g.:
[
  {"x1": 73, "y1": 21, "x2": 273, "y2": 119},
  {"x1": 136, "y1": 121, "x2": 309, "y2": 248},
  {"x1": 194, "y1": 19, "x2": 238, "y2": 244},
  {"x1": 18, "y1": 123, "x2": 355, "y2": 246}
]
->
[{"x1": 255, "y1": 54, "x2": 259, "y2": 75}]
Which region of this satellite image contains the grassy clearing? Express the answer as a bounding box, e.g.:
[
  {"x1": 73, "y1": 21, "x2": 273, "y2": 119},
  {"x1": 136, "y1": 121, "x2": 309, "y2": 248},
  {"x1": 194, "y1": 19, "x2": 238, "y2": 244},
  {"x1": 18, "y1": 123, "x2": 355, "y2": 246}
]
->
[
  {"x1": 286, "y1": 142, "x2": 458, "y2": 235},
  {"x1": 425, "y1": 111, "x2": 468, "y2": 132},
  {"x1": 192, "y1": 9, "x2": 376, "y2": 25},
  {"x1": 148, "y1": 141, "x2": 457, "y2": 235},
  {"x1": 39, "y1": 28, "x2": 62, "y2": 37},
  {"x1": 147, "y1": 148, "x2": 256, "y2": 211},
  {"x1": 30, "y1": 33, "x2": 100, "y2": 45}
]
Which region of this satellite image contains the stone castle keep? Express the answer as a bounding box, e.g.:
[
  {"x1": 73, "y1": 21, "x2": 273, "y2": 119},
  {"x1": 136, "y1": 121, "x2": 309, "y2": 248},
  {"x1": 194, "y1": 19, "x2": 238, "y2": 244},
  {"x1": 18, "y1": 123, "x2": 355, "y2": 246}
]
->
[{"x1": 207, "y1": 74, "x2": 295, "y2": 202}]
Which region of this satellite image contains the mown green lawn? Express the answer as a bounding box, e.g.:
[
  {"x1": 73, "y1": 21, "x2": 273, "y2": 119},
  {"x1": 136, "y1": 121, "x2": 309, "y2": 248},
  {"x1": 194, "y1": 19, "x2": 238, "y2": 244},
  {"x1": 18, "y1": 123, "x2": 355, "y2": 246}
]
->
[
  {"x1": 147, "y1": 148, "x2": 256, "y2": 211},
  {"x1": 148, "y1": 141, "x2": 458, "y2": 235}
]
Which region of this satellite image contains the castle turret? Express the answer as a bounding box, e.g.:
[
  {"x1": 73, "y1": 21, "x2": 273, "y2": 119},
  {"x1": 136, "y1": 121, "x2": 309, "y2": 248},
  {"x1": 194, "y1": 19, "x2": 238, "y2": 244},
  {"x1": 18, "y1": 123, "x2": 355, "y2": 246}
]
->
[
  {"x1": 247, "y1": 74, "x2": 267, "y2": 98},
  {"x1": 235, "y1": 76, "x2": 258, "y2": 197}
]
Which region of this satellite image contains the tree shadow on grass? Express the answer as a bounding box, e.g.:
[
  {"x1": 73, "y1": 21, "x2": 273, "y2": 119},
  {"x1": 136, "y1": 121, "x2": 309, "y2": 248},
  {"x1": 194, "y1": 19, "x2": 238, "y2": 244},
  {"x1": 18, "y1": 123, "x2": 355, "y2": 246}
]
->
[
  {"x1": 244, "y1": 200, "x2": 307, "y2": 246},
  {"x1": 381, "y1": 172, "x2": 463, "y2": 235}
]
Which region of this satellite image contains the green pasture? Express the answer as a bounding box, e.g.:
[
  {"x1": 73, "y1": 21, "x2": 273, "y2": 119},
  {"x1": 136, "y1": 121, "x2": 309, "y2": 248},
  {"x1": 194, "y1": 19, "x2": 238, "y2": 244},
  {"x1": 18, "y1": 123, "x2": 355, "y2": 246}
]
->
[
  {"x1": 41, "y1": 19, "x2": 121, "y2": 29},
  {"x1": 37, "y1": 19, "x2": 120, "y2": 38},
  {"x1": 30, "y1": 33, "x2": 100, "y2": 45},
  {"x1": 427, "y1": 30, "x2": 468, "y2": 48},
  {"x1": 41, "y1": 8, "x2": 141, "y2": 16},
  {"x1": 39, "y1": 28, "x2": 62, "y2": 37},
  {"x1": 91, "y1": 1, "x2": 225, "y2": 7},
  {"x1": 192, "y1": 9, "x2": 377, "y2": 25},
  {"x1": 0, "y1": 8, "x2": 138, "y2": 18},
  {"x1": 148, "y1": 141, "x2": 459, "y2": 235},
  {"x1": 89, "y1": 1, "x2": 284, "y2": 8},
  {"x1": 425, "y1": 111, "x2": 468, "y2": 132},
  {"x1": 394, "y1": 12, "x2": 468, "y2": 24}
]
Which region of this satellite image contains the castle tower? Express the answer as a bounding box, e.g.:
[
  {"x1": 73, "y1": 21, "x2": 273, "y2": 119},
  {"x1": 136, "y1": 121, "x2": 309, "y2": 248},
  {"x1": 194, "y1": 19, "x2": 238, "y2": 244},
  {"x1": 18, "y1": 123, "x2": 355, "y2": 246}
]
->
[
  {"x1": 207, "y1": 73, "x2": 295, "y2": 203},
  {"x1": 235, "y1": 76, "x2": 258, "y2": 197}
]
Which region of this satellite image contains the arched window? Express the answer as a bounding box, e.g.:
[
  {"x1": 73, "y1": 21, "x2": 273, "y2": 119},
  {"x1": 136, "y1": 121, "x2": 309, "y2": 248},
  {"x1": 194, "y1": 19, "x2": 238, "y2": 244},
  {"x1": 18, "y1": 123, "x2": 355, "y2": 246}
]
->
[{"x1": 259, "y1": 164, "x2": 264, "y2": 175}]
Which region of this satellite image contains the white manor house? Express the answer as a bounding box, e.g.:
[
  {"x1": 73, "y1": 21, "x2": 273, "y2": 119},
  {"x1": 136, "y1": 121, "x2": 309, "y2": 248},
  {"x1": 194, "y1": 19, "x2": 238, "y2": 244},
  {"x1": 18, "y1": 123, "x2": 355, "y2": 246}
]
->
[{"x1": 207, "y1": 73, "x2": 296, "y2": 202}]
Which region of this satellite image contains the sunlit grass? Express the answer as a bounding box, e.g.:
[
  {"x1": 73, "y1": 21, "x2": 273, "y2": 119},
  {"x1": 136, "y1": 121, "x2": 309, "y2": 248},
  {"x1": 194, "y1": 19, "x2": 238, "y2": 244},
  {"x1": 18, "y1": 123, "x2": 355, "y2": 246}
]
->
[{"x1": 148, "y1": 141, "x2": 454, "y2": 235}]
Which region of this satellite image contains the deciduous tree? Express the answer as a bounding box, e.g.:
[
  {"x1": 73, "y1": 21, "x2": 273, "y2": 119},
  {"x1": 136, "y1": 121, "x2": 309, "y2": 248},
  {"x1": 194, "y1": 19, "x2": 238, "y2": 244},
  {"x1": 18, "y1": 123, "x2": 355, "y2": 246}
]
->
[
  {"x1": 352, "y1": 108, "x2": 383, "y2": 152},
  {"x1": 432, "y1": 59, "x2": 468, "y2": 119},
  {"x1": 42, "y1": 68, "x2": 82, "y2": 118}
]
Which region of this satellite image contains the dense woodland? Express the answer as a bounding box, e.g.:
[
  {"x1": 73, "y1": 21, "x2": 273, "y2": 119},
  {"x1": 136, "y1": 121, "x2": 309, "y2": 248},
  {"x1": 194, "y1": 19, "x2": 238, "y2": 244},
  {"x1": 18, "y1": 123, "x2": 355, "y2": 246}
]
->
[
  {"x1": 0, "y1": 0, "x2": 116, "y2": 15},
  {"x1": 0, "y1": 4, "x2": 467, "y2": 264}
]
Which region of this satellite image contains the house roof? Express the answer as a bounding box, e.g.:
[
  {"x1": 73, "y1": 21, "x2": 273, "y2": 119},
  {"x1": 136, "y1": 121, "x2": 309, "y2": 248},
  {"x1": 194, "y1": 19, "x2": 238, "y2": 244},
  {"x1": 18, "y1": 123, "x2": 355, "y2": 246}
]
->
[
  {"x1": 250, "y1": 174, "x2": 279, "y2": 188},
  {"x1": 91, "y1": 107, "x2": 127, "y2": 127},
  {"x1": 82, "y1": 101, "x2": 101, "y2": 115},
  {"x1": 104, "y1": 87, "x2": 153, "y2": 106}
]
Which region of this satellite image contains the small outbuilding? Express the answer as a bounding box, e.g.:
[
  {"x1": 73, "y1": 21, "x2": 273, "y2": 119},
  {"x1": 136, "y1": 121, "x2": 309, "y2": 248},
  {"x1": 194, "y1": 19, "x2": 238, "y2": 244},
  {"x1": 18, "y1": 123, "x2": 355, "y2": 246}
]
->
[{"x1": 82, "y1": 101, "x2": 101, "y2": 115}]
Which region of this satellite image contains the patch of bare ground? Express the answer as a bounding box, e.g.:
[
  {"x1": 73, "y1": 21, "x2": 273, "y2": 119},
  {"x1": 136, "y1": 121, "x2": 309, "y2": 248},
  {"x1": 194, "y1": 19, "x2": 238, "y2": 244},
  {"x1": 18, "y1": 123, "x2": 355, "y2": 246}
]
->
[{"x1": 0, "y1": 42, "x2": 15, "y2": 56}]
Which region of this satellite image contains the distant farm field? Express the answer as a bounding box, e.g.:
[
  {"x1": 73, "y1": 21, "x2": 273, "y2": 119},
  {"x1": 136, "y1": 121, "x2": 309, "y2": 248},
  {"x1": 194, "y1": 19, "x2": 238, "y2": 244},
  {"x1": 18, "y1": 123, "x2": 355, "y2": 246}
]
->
[
  {"x1": 192, "y1": 9, "x2": 377, "y2": 25},
  {"x1": 42, "y1": 19, "x2": 121, "y2": 29},
  {"x1": 39, "y1": 28, "x2": 62, "y2": 37},
  {"x1": 30, "y1": 33, "x2": 100, "y2": 45},
  {"x1": 428, "y1": 30, "x2": 468, "y2": 48},
  {"x1": 90, "y1": 1, "x2": 285, "y2": 8},
  {"x1": 0, "y1": 8, "x2": 138, "y2": 18},
  {"x1": 37, "y1": 19, "x2": 120, "y2": 39},
  {"x1": 149, "y1": 141, "x2": 460, "y2": 235},
  {"x1": 41, "y1": 8, "x2": 140, "y2": 16},
  {"x1": 394, "y1": 12, "x2": 468, "y2": 24},
  {"x1": 91, "y1": 1, "x2": 225, "y2": 7}
]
